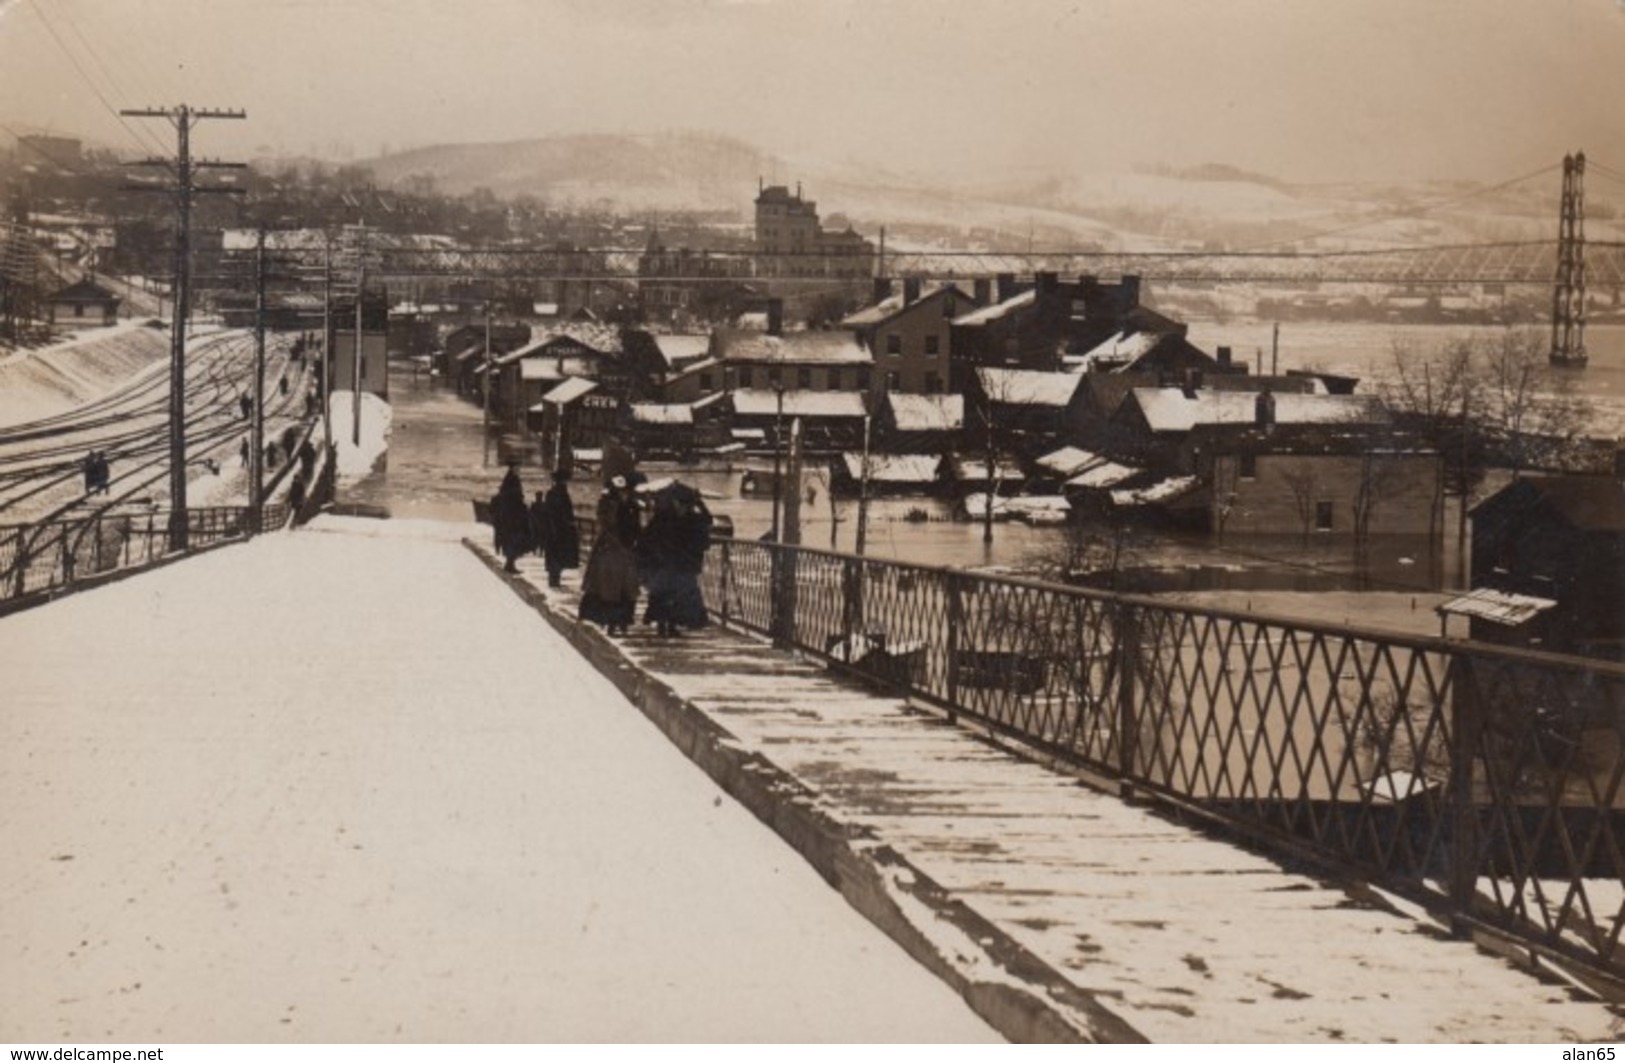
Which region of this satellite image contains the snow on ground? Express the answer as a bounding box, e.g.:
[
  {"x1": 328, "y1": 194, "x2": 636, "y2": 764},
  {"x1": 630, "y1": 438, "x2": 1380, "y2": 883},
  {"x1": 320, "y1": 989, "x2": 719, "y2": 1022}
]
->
[
  {"x1": 328, "y1": 391, "x2": 393, "y2": 484},
  {"x1": 0, "y1": 324, "x2": 169, "y2": 428},
  {"x1": 0, "y1": 517, "x2": 1001, "y2": 1043}
]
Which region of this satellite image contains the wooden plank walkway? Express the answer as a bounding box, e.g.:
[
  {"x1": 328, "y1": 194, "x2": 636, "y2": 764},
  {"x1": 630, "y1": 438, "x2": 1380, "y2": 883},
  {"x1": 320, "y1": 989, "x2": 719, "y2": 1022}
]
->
[{"x1": 481, "y1": 539, "x2": 1625, "y2": 1043}]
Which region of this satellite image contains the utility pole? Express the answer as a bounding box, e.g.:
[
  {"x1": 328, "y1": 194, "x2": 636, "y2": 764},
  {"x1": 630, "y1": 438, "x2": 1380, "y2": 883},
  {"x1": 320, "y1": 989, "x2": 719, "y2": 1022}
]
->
[
  {"x1": 482, "y1": 299, "x2": 494, "y2": 466},
  {"x1": 321, "y1": 232, "x2": 334, "y2": 461},
  {"x1": 352, "y1": 258, "x2": 365, "y2": 447},
  {"x1": 120, "y1": 104, "x2": 246, "y2": 550},
  {"x1": 250, "y1": 227, "x2": 266, "y2": 531}
]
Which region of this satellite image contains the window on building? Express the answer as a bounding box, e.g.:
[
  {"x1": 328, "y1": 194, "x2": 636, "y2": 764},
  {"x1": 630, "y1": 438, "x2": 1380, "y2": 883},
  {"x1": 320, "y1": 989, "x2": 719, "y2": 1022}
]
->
[
  {"x1": 1315, "y1": 501, "x2": 1334, "y2": 531},
  {"x1": 924, "y1": 371, "x2": 941, "y2": 393},
  {"x1": 924, "y1": 334, "x2": 939, "y2": 355},
  {"x1": 857, "y1": 369, "x2": 871, "y2": 390},
  {"x1": 828, "y1": 369, "x2": 842, "y2": 390},
  {"x1": 797, "y1": 367, "x2": 811, "y2": 389},
  {"x1": 739, "y1": 366, "x2": 753, "y2": 388},
  {"x1": 886, "y1": 371, "x2": 901, "y2": 390},
  {"x1": 1239, "y1": 453, "x2": 1257, "y2": 479},
  {"x1": 699, "y1": 372, "x2": 714, "y2": 391},
  {"x1": 943, "y1": 297, "x2": 955, "y2": 318},
  {"x1": 885, "y1": 334, "x2": 902, "y2": 356}
]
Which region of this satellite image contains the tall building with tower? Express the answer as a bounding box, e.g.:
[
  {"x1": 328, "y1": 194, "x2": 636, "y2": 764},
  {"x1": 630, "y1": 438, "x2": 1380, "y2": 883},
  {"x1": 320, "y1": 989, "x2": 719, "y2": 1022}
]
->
[{"x1": 753, "y1": 181, "x2": 875, "y2": 280}]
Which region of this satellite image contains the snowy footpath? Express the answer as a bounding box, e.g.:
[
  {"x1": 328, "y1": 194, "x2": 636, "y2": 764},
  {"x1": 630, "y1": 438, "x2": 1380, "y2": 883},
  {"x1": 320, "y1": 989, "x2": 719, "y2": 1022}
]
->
[
  {"x1": 0, "y1": 516, "x2": 1001, "y2": 1043},
  {"x1": 470, "y1": 531, "x2": 1625, "y2": 1044}
]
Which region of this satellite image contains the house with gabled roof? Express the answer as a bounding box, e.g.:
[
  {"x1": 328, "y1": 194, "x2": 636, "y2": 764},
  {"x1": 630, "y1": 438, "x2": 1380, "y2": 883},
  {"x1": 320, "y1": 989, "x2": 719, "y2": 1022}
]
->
[
  {"x1": 48, "y1": 276, "x2": 120, "y2": 329},
  {"x1": 712, "y1": 321, "x2": 873, "y2": 395},
  {"x1": 841, "y1": 279, "x2": 972, "y2": 394}
]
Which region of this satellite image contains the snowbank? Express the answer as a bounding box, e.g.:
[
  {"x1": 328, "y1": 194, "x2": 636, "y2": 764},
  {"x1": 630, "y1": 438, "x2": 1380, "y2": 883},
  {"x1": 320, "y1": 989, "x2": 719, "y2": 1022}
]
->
[
  {"x1": 0, "y1": 323, "x2": 169, "y2": 428},
  {"x1": 327, "y1": 390, "x2": 392, "y2": 483}
]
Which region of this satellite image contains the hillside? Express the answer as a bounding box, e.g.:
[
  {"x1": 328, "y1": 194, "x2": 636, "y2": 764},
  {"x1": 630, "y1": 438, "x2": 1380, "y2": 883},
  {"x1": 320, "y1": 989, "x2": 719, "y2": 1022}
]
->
[{"x1": 349, "y1": 130, "x2": 1622, "y2": 252}]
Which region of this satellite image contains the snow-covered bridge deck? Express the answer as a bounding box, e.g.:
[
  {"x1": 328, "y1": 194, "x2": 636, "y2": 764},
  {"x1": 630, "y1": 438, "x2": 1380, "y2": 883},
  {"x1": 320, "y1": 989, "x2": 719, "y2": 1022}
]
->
[
  {"x1": 465, "y1": 527, "x2": 1625, "y2": 1044},
  {"x1": 4, "y1": 515, "x2": 1622, "y2": 1042},
  {"x1": 0, "y1": 517, "x2": 1000, "y2": 1043}
]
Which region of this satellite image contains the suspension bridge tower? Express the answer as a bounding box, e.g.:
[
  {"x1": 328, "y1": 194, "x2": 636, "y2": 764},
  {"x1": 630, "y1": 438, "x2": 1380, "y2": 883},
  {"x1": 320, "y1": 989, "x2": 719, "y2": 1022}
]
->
[{"x1": 1550, "y1": 151, "x2": 1588, "y2": 368}]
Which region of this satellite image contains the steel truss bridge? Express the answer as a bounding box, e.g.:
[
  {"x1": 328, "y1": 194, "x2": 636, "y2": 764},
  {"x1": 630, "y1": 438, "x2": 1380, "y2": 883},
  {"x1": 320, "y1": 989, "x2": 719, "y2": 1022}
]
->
[{"x1": 250, "y1": 238, "x2": 1625, "y2": 289}]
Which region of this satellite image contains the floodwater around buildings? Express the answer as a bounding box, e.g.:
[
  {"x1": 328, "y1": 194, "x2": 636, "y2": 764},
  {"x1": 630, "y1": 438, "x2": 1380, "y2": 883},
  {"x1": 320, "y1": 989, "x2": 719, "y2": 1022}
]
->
[{"x1": 346, "y1": 323, "x2": 1625, "y2": 596}]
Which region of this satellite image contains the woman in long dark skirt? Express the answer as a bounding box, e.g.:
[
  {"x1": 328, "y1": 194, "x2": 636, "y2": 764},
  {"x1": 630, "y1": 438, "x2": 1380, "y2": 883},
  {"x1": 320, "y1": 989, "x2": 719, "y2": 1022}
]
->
[
  {"x1": 578, "y1": 475, "x2": 641, "y2": 635},
  {"x1": 637, "y1": 483, "x2": 712, "y2": 637},
  {"x1": 490, "y1": 465, "x2": 531, "y2": 574},
  {"x1": 536, "y1": 467, "x2": 580, "y2": 588}
]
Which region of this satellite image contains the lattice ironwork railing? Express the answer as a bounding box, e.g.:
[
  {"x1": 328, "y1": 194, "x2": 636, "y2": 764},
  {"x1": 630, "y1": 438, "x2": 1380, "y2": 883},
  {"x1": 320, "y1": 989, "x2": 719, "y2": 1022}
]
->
[
  {"x1": 690, "y1": 535, "x2": 1625, "y2": 982},
  {"x1": 0, "y1": 504, "x2": 285, "y2": 606}
]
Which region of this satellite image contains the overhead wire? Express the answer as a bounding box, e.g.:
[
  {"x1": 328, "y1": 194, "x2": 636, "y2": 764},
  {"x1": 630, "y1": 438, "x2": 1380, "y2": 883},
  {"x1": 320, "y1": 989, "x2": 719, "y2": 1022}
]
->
[
  {"x1": 48, "y1": 0, "x2": 171, "y2": 137},
  {"x1": 1230, "y1": 163, "x2": 1564, "y2": 254},
  {"x1": 23, "y1": 0, "x2": 167, "y2": 157}
]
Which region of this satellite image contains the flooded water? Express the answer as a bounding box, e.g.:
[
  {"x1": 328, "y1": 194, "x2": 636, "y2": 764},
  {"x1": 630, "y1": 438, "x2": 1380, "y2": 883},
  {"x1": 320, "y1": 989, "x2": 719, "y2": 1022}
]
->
[
  {"x1": 346, "y1": 358, "x2": 1466, "y2": 590},
  {"x1": 352, "y1": 319, "x2": 1625, "y2": 584},
  {"x1": 1185, "y1": 321, "x2": 1625, "y2": 436}
]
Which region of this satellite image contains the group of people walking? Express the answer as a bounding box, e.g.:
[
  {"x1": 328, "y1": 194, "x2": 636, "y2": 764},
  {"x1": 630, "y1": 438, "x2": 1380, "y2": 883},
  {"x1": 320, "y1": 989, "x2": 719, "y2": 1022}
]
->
[
  {"x1": 488, "y1": 463, "x2": 712, "y2": 639},
  {"x1": 490, "y1": 464, "x2": 582, "y2": 587}
]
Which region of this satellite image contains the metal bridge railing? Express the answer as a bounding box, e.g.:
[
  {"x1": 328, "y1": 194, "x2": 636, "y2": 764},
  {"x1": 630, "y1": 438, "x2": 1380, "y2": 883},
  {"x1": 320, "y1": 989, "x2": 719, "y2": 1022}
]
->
[
  {"x1": 689, "y1": 534, "x2": 1625, "y2": 986},
  {"x1": 0, "y1": 503, "x2": 287, "y2": 608}
]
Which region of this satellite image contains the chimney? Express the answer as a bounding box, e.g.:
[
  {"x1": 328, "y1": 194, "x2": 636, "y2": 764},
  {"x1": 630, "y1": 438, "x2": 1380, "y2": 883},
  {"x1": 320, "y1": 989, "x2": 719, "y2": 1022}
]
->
[
  {"x1": 766, "y1": 298, "x2": 784, "y2": 337},
  {"x1": 1119, "y1": 274, "x2": 1142, "y2": 310},
  {"x1": 1217, "y1": 345, "x2": 1233, "y2": 371},
  {"x1": 996, "y1": 272, "x2": 1017, "y2": 301},
  {"x1": 873, "y1": 276, "x2": 892, "y2": 305},
  {"x1": 973, "y1": 278, "x2": 992, "y2": 305},
  {"x1": 1255, "y1": 386, "x2": 1277, "y2": 427},
  {"x1": 1035, "y1": 271, "x2": 1059, "y2": 296},
  {"x1": 903, "y1": 277, "x2": 922, "y2": 306}
]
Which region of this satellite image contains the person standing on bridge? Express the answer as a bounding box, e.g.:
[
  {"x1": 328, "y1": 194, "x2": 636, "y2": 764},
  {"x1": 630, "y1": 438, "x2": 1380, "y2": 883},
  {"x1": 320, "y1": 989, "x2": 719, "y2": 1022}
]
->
[
  {"x1": 637, "y1": 482, "x2": 712, "y2": 637},
  {"x1": 579, "y1": 474, "x2": 641, "y2": 636},
  {"x1": 490, "y1": 464, "x2": 531, "y2": 575},
  {"x1": 533, "y1": 467, "x2": 580, "y2": 590}
]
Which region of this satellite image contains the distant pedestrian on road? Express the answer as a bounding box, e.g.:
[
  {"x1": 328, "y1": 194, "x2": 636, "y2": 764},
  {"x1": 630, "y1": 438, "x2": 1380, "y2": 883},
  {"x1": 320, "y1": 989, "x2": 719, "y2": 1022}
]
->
[
  {"x1": 82, "y1": 452, "x2": 98, "y2": 494},
  {"x1": 490, "y1": 464, "x2": 531, "y2": 574},
  {"x1": 533, "y1": 467, "x2": 580, "y2": 589},
  {"x1": 93, "y1": 452, "x2": 111, "y2": 493},
  {"x1": 636, "y1": 482, "x2": 712, "y2": 637},
  {"x1": 239, "y1": 394, "x2": 252, "y2": 420},
  {"x1": 579, "y1": 474, "x2": 641, "y2": 635}
]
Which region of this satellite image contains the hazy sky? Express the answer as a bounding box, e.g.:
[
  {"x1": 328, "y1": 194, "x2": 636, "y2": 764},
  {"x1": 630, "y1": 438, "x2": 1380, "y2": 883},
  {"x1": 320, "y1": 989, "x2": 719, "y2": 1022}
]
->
[{"x1": 3, "y1": 0, "x2": 1624, "y2": 184}]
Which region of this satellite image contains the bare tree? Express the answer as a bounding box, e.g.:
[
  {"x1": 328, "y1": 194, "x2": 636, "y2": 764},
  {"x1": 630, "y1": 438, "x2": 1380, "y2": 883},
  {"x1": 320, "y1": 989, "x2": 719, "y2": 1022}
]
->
[{"x1": 1281, "y1": 466, "x2": 1321, "y2": 547}]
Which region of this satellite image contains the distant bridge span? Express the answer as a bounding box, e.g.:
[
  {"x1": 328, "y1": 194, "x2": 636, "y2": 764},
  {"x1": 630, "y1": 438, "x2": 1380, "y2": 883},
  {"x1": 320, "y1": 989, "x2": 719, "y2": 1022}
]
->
[{"x1": 229, "y1": 237, "x2": 1625, "y2": 290}]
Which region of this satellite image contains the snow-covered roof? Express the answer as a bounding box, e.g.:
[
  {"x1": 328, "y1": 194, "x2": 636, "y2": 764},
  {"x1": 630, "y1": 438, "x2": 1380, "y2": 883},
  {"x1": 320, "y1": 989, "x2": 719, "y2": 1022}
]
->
[
  {"x1": 1128, "y1": 389, "x2": 1387, "y2": 433},
  {"x1": 1066, "y1": 461, "x2": 1141, "y2": 489},
  {"x1": 952, "y1": 289, "x2": 1035, "y2": 327},
  {"x1": 1437, "y1": 587, "x2": 1558, "y2": 628},
  {"x1": 961, "y1": 493, "x2": 1071, "y2": 519},
  {"x1": 840, "y1": 284, "x2": 969, "y2": 327},
  {"x1": 715, "y1": 330, "x2": 871, "y2": 366},
  {"x1": 519, "y1": 358, "x2": 566, "y2": 382},
  {"x1": 651, "y1": 334, "x2": 712, "y2": 366},
  {"x1": 497, "y1": 322, "x2": 623, "y2": 364},
  {"x1": 886, "y1": 392, "x2": 964, "y2": 432},
  {"x1": 1035, "y1": 446, "x2": 1105, "y2": 477},
  {"x1": 1110, "y1": 475, "x2": 1202, "y2": 507},
  {"x1": 731, "y1": 388, "x2": 867, "y2": 418},
  {"x1": 950, "y1": 456, "x2": 1027, "y2": 482},
  {"x1": 840, "y1": 453, "x2": 942, "y2": 483},
  {"x1": 537, "y1": 377, "x2": 600, "y2": 406},
  {"x1": 976, "y1": 367, "x2": 1082, "y2": 408},
  {"x1": 1080, "y1": 330, "x2": 1159, "y2": 364},
  {"x1": 629, "y1": 403, "x2": 694, "y2": 426}
]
